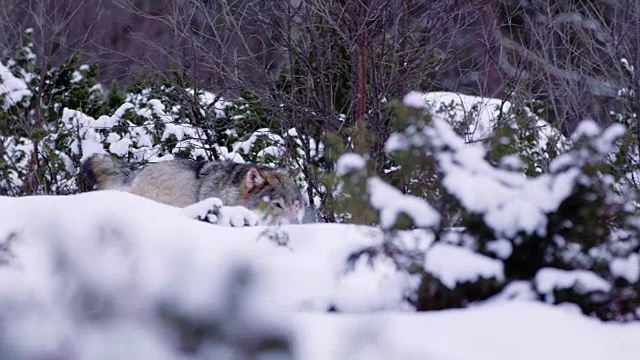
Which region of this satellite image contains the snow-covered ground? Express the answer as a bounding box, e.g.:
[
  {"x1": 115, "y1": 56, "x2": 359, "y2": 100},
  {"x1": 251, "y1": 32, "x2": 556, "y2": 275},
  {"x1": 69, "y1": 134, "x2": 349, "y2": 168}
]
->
[
  {"x1": 1, "y1": 191, "x2": 639, "y2": 359},
  {"x1": 294, "y1": 301, "x2": 640, "y2": 360}
]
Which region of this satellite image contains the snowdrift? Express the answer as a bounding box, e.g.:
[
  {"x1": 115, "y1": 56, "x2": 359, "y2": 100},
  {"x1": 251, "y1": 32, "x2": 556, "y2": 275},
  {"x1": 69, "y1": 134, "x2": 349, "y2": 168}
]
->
[{"x1": 1, "y1": 191, "x2": 639, "y2": 359}]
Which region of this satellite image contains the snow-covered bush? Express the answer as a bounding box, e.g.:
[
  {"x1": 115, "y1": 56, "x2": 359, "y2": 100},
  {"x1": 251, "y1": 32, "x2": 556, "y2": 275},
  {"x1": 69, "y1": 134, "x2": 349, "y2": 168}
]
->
[
  {"x1": 0, "y1": 37, "x2": 318, "y2": 202},
  {"x1": 359, "y1": 92, "x2": 640, "y2": 321},
  {"x1": 0, "y1": 49, "x2": 111, "y2": 194},
  {"x1": 606, "y1": 58, "x2": 640, "y2": 189}
]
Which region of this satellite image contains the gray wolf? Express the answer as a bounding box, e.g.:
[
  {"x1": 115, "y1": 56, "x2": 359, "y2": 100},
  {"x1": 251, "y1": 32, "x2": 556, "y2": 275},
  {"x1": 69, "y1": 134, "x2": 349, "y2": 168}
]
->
[{"x1": 80, "y1": 155, "x2": 305, "y2": 225}]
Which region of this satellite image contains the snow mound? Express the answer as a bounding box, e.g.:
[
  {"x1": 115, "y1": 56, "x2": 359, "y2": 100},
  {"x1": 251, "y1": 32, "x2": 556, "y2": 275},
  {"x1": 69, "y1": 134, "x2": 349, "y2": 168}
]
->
[
  {"x1": 294, "y1": 301, "x2": 640, "y2": 360},
  {"x1": 0, "y1": 192, "x2": 639, "y2": 358}
]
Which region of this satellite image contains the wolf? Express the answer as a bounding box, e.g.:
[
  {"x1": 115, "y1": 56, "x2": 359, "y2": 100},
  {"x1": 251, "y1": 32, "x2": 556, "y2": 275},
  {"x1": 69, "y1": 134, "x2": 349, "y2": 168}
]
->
[{"x1": 80, "y1": 154, "x2": 306, "y2": 225}]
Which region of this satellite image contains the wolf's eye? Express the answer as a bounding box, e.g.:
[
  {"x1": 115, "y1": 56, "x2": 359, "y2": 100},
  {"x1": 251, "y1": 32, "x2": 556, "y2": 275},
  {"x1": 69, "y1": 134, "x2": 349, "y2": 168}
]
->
[{"x1": 273, "y1": 201, "x2": 284, "y2": 209}]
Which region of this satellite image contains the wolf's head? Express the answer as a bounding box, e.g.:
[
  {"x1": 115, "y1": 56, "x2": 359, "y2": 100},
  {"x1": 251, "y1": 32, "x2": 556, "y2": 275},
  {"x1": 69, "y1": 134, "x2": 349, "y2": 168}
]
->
[{"x1": 239, "y1": 166, "x2": 305, "y2": 225}]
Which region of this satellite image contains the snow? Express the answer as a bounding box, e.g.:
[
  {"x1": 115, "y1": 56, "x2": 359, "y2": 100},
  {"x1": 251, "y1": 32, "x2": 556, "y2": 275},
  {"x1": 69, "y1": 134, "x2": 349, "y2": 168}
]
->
[
  {"x1": 404, "y1": 91, "x2": 512, "y2": 142},
  {"x1": 534, "y1": 268, "x2": 612, "y2": 299},
  {"x1": 485, "y1": 239, "x2": 513, "y2": 259},
  {"x1": 0, "y1": 62, "x2": 31, "y2": 108},
  {"x1": 0, "y1": 190, "x2": 416, "y2": 310},
  {"x1": 224, "y1": 127, "x2": 320, "y2": 166},
  {"x1": 190, "y1": 88, "x2": 234, "y2": 118},
  {"x1": 610, "y1": 254, "x2": 640, "y2": 283},
  {"x1": 71, "y1": 70, "x2": 83, "y2": 83},
  {"x1": 402, "y1": 91, "x2": 427, "y2": 109},
  {"x1": 425, "y1": 244, "x2": 504, "y2": 288},
  {"x1": 108, "y1": 137, "x2": 133, "y2": 156},
  {"x1": 384, "y1": 125, "x2": 425, "y2": 153},
  {"x1": 336, "y1": 153, "x2": 367, "y2": 176},
  {"x1": 401, "y1": 91, "x2": 567, "y2": 164},
  {"x1": 257, "y1": 145, "x2": 283, "y2": 158},
  {"x1": 486, "y1": 280, "x2": 537, "y2": 302},
  {"x1": 331, "y1": 254, "x2": 415, "y2": 312},
  {"x1": 499, "y1": 153, "x2": 525, "y2": 170},
  {"x1": 426, "y1": 117, "x2": 579, "y2": 238},
  {"x1": 107, "y1": 103, "x2": 135, "y2": 125},
  {"x1": 572, "y1": 119, "x2": 626, "y2": 154},
  {"x1": 293, "y1": 301, "x2": 640, "y2": 360},
  {"x1": 386, "y1": 94, "x2": 588, "y2": 241},
  {"x1": 161, "y1": 123, "x2": 198, "y2": 141},
  {"x1": 367, "y1": 177, "x2": 440, "y2": 229},
  {"x1": 1, "y1": 189, "x2": 640, "y2": 358},
  {"x1": 572, "y1": 118, "x2": 603, "y2": 139},
  {"x1": 179, "y1": 197, "x2": 260, "y2": 227}
]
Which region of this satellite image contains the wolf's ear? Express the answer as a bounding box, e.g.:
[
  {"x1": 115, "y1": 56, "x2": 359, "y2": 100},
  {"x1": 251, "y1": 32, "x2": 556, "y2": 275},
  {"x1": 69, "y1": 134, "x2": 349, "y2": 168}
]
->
[{"x1": 245, "y1": 167, "x2": 265, "y2": 191}]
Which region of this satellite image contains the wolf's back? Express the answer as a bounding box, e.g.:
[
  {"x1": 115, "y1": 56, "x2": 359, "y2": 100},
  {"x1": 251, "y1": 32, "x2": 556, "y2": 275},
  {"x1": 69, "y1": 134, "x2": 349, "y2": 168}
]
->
[{"x1": 80, "y1": 154, "x2": 134, "y2": 190}]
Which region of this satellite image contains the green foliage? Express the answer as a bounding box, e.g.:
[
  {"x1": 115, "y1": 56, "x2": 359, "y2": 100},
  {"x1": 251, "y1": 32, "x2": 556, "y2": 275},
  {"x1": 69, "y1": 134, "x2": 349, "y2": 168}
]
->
[
  {"x1": 319, "y1": 122, "x2": 376, "y2": 224},
  {"x1": 0, "y1": 39, "x2": 322, "y2": 199},
  {"x1": 413, "y1": 272, "x2": 504, "y2": 311},
  {"x1": 385, "y1": 101, "x2": 441, "y2": 201},
  {"x1": 0, "y1": 33, "x2": 112, "y2": 194}
]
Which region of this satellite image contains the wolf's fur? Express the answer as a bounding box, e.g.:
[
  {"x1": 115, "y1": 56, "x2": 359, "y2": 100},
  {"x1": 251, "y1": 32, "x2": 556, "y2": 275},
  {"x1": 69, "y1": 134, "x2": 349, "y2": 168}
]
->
[{"x1": 81, "y1": 155, "x2": 305, "y2": 224}]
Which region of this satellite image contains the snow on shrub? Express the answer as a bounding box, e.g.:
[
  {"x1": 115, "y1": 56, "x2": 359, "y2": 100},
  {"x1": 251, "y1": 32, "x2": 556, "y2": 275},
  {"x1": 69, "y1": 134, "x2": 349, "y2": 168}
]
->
[
  {"x1": 0, "y1": 38, "x2": 318, "y2": 200},
  {"x1": 368, "y1": 91, "x2": 640, "y2": 320},
  {"x1": 425, "y1": 244, "x2": 504, "y2": 289},
  {"x1": 534, "y1": 268, "x2": 612, "y2": 301},
  {"x1": 407, "y1": 91, "x2": 568, "y2": 174},
  {"x1": 367, "y1": 176, "x2": 439, "y2": 229},
  {"x1": 0, "y1": 62, "x2": 31, "y2": 108}
]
